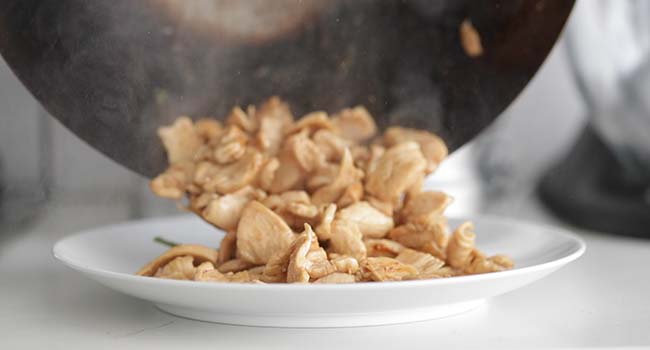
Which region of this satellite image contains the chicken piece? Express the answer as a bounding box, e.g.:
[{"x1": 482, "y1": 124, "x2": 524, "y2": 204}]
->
[
  {"x1": 202, "y1": 186, "x2": 265, "y2": 231},
  {"x1": 227, "y1": 106, "x2": 258, "y2": 133},
  {"x1": 137, "y1": 244, "x2": 219, "y2": 277},
  {"x1": 365, "y1": 142, "x2": 427, "y2": 202},
  {"x1": 401, "y1": 191, "x2": 453, "y2": 224},
  {"x1": 336, "y1": 201, "x2": 394, "y2": 238},
  {"x1": 258, "y1": 157, "x2": 280, "y2": 191},
  {"x1": 189, "y1": 192, "x2": 218, "y2": 212},
  {"x1": 314, "y1": 203, "x2": 337, "y2": 241},
  {"x1": 254, "y1": 97, "x2": 294, "y2": 156},
  {"x1": 218, "y1": 258, "x2": 256, "y2": 273},
  {"x1": 383, "y1": 127, "x2": 448, "y2": 173},
  {"x1": 395, "y1": 249, "x2": 445, "y2": 278},
  {"x1": 446, "y1": 222, "x2": 476, "y2": 269},
  {"x1": 366, "y1": 197, "x2": 393, "y2": 217},
  {"x1": 337, "y1": 181, "x2": 364, "y2": 208},
  {"x1": 269, "y1": 150, "x2": 307, "y2": 193},
  {"x1": 194, "y1": 118, "x2": 223, "y2": 143},
  {"x1": 287, "y1": 111, "x2": 334, "y2": 135},
  {"x1": 260, "y1": 247, "x2": 293, "y2": 283},
  {"x1": 330, "y1": 255, "x2": 359, "y2": 274},
  {"x1": 196, "y1": 148, "x2": 263, "y2": 194},
  {"x1": 194, "y1": 262, "x2": 230, "y2": 282},
  {"x1": 328, "y1": 219, "x2": 367, "y2": 261},
  {"x1": 245, "y1": 266, "x2": 266, "y2": 281},
  {"x1": 313, "y1": 129, "x2": 349, "y2": 162},
  {"x1": 311, "y1": 149, "x2": 363, "y2": 205},
  {"x1": 313, "y1": 273, "x2": 356, "y2": 284},
  {"x1": 364, "y1": 239, "x2": 406, "y2": 258},
  {"x1": 262, "y1": 191, "x2": 317, "y2": 230},
  {"x1": 331, "y1": 106, "x2": 377, "y2": 143},
  {"x1": 360, "y1": 257, "x2": 418, "y2": 282},
  {"x1": 158, "y1": 116, "x2": 203, "y2": 165},
  {"x1": 153, "y1": 256, "x2": 198, "y2": 280},
  {"x1": 287, "y1": 224, "x2": 316, "y2": 283},
  {"x1": 305, "y1": 247, "x2": 336, "y2": 280},
  {"x1": 217, "y1": 231, "x2": 237, "y2": 264},
  {"x1": 419, "y1": 240, "x2": 447, "y2": 261},
  {"x1": 306, "y1": 162, "x2": 339, "y2": 192},
  {"x1": 285, "y1": 130, "x2": 326, "y2": 173},
  {"x1": 150, "y1": 163, "x2": 193, "y2": 200},
  {"x1": 460, "y1": 19, "x2": 483, "y2": 58},
  {"x1": 488, "y1": 254, "x2": 514, "y2": 269},
  {"x1": 388, "y1": 216, "x2": 449, "y2": 250},
  {"x1": 236, "y1": 201, "x2": 296, "y2": 265},
  {"x1": 365, "y1": 144, "x2": 385, "y2": 175}
]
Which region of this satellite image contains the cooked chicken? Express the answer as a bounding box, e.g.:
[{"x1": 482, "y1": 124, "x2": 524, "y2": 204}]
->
[
  {"x1": 154, "y1": 256, "x2": 198, "y2": 280},
  {"x1": 395, "y1": 249, "x2": 445, "y2": 278},
  {"x1": 401, "y1": 191, "x2": 452, "y2": 223},
  {"x1": 446, "y1": 222, "x2": 476, "y2": 269},
  {"x1": 199, "y1": 148, "x2": 264, "y2": 194},
  {"x1": 314, "y1": 203, "x2": 337, "y2": 241},
  {"x1": 364, "y1": 239, "x2": 406, "y2": 258},
  {"x1": 158, "y1": 116, "x2": 203, "y2": 165},
  {"x1": 360, "y1": 257, "x2": 418, "y2": 282},
  {"x1": 328, "y1": 219, "x2": 367, "y2": 261},
  {"x1": 311, "y1": 149, "x2": 362, "y2": 205},
  {"x1": 331, "y1": 106, "x2": 377, "y2": 143},
  {"x1": 236, "y1": 201, "x2": 296, "y2": 265},
  {"x1": 150, "y1": 163, "x2": 193, "y2": 199},
  {"x1": 383, "y1": 127, "x2": 448, "y2": 173},
  {"x1": 336, "y1": 201, "x2": 394, "y2": 238},
  {"x1": 218, "y1": 258, "x2": 255, "y2": 273},
  {"x1": 217, "y1": 231, "x2": 237, "y2": 264},
  {"x1": 202, "y1": 186, "x2": 265, "y2": 231},
  {"x1": 137, "y1": 244, "x2": 219, "y2": 277},
  {"x1": 330, "y1": 255, "x2": 359, "y2": 274},
  {"x1": 313, "y1": 272, "x2": 356, "y2": 284},
  {"x1": 286, "y1": 224, "x2": 315, "y2": 283},
  {"x1": 365, "y1": 141, "x2": 427, "y2": 202}
]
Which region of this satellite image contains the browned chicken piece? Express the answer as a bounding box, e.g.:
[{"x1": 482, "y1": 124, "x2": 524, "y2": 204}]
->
[
  {"x1": 446, "y1": 222, "x2": 476, "y2": 269},
  {"x1": 336, "y1": 181, "x2": 364, "y2": 208},
  {"x1": 306, "y1": 162, "x2": 339, "y2": 192},
  {"x1": 360, "y1": 257, "x2": 418, "y2": 282},
  {"x1": 262, "y1": 191, "x2": 318, "y2": 230},
  {"x1": 287, "y1": 111, "x2": 334, "y2": 135},
  {"x1": 305, "y1": 247, "x2": 337, "y2": 280},
  {"x1": 330, "y1": 255, "x2": 359, "y2": 274},
  {"x1": 197, "y1": 148, "x2": 264, "y2": 194},
  {"x1": 137, "y1": 244, "x2": 219, "y2": 277},
  {"x1": 213, "y1": 125, "x2": 249, "y2": 164},
  {"x1": 255, "y1": 97, "x2": 294, "y2": 156},
  {"x1": 287, "y1": 224, "x2": 315, "y2": 283},
  {"x1": 284, "y1": 130, "x2": 326, "y2": 173},
  {"x1": 269, "y1": 149, "x2": 307, "y2": 193},
  {"x1": 227, "y1": 106, "x2": 258, "y2": 134},
  {"x1": 419, "y1": 240, "x2": 447, "y2": 261},
  {"x1": 158, "y1": 116, "x2": 203, "y2": 165},
  {"x1": 336, "y1": 201, "x2": 394, "y2": 238},
  {"x1": 194, "y1": 118, "x2": 223, "y2": 143},
  {"x1": 189, "y1": 192, "x2": 218, "y2": 212},
  {"x1": 311, "y1": 149, "x2": 363, "y2": 205},
  {"x1": 258, "y1": 157, "x2": 280, "y2": 191},
  {"x1": 364, "y1": 144, "x2": 385, "y2": 175},
  {"x1": 260, "y1": 245, "x2": 294, "y2": 283},
  {"x1": 331, "y1": 106, "x2": 377, "y2": 143},
  {"x1": 312, "y1": 129, "x2": 349, "y2": 162},
  {"x1": 388, "y1": 215, "x2": 449, "y2": 251},
  {"x1": 153, "y1": 256, "x2": 199, "y2": 280},
  {"x1": 218, "y1": 258, "x2": 255, "y2": 273},
  {"x1": 202, "y1": 186, "x2": 266, "y2": 231},
  {"x1": 217, "y1": 231, "x2": 237, "y2": 264},
  {"x1": 395, "y1": 249, "x2": 445, "y2": 279},
  {"x1": 245, "y1": 265, "x2": 266, "y2": 281},
  {"x1": 488, "y1": 254, "x2": 514, "y2": 269},
  {"x1": 194, "y1": 262, "x2": 229, "y2": 282},
  {"x1": 383, "y1": 127, "x2": 448, "y2": 173},
  {"x1": 460, "y1": 19, "x2": 484, "y2": 58},
  {"x1": 150, "y1": 163, "x2": 194, "y2": 199},
  {"x1": 401, "y1": 191, "x2": 453, "y2": 224},
  {"x1": 313, "y1": 272, "x2": 356, "y2": 284},
  {"x1": 236, "y1": 201, "x2": 296, "y2": 265},
  {"x1": 328, "y1": 219, "x2": 367, "y2": 261},
  {"x1": 364, "y1": 239, "x2": 406, "y2": 258},
  {"x1": 365, "y1": 141, "x2": 427, "y2": 202},
  {"x1": 314, "y1": 203, "x2": 337, "y2": 241},
  {"x1": 366, "y1": 197, "x2": 393, "y2": 217}
]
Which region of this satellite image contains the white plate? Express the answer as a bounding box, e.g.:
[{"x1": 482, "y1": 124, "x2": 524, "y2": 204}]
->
[{"x1": 53, "y1": 215, "x2": 584, "y2": 328}]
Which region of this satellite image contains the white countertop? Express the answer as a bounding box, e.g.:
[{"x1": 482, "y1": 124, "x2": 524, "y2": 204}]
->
[{"x1": 1, "y1": 197, "x2": 649, "y2": 350}]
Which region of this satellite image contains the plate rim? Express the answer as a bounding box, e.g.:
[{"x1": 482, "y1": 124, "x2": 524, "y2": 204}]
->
[{"x1": 52, "y1": 214, "x2": 586, "y2": 291}]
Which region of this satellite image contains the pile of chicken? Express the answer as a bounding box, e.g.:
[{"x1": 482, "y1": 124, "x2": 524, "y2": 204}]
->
[{"x1": 137, "y1": 97, "x2": 513, "y2": 284}]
